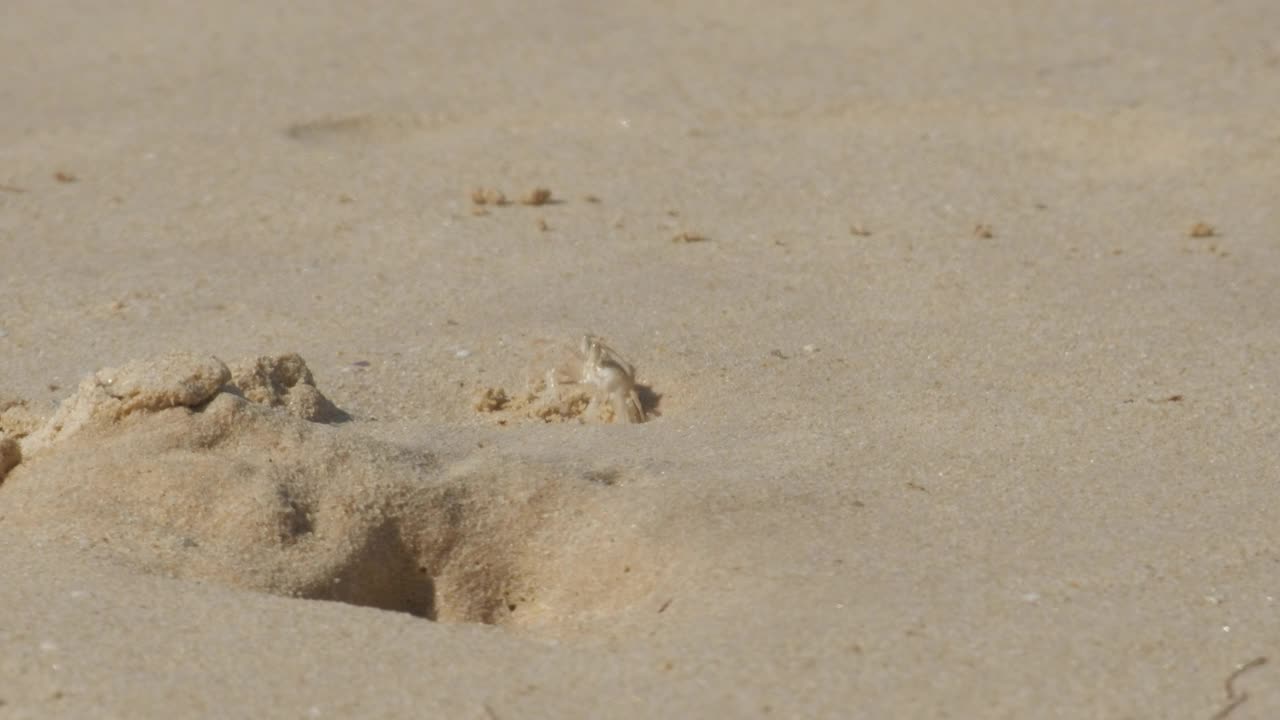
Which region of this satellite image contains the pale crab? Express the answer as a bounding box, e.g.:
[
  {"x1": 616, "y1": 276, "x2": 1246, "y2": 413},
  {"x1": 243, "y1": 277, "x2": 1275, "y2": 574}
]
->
[{"x1": 545, "y1": 334, "x2": 646, "y2": 423}]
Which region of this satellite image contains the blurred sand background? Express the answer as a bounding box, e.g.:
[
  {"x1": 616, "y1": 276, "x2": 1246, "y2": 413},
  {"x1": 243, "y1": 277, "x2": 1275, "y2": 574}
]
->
[{"x1": 2, "y1": 0, "x2": 1280, "y2": 717}]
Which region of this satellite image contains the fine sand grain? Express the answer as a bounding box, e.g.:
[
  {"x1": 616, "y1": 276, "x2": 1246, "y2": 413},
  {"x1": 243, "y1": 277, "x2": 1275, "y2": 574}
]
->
[{"x1": 2, "y1": 0, "x2": 1280, "y2": 718}]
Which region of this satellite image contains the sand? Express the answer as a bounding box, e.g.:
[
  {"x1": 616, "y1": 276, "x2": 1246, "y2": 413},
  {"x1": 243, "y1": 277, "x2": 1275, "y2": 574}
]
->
[{"x1": 2, "y1": 0, "x2": 1279, "y2": 717}]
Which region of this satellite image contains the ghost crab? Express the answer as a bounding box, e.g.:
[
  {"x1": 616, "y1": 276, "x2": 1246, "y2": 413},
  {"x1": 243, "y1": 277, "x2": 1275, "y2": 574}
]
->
[{"x1": 546, "y1": 334, "x2": 646, "y2": 423}]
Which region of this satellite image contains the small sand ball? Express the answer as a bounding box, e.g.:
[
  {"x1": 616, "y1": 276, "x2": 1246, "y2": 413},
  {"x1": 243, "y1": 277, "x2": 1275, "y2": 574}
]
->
[
  {"x1": 229, "y1": 353, "x2": 314, "y2": 404},
  {"x1": 520, "y1": 188, "x2": 552, "y2": 206},
  {"x1": 0, "y1": 433, "x2": 20, "y2": 482},
  {"x1": 1189, "y1": 222, "x2": 1217, "y2": 238}
]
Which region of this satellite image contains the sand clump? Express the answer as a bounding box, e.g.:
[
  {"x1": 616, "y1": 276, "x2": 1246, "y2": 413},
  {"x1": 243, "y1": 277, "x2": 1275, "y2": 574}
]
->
[
  {"x1": 469, "y1": 187, "x2": 508, "y2": 206},
  {"x1": 16, "y1": 352, "x2": 344, "y2": 456},
  {"x1": 0, "y1": 398, "x2": 46, "y2": 439},
  {"x1": 1189, "y1": 221, "x2": 1217, "y2": 238},
  {"x1": 476, "y1": 380, "x2": 598, "y2": 424},
  {"x1": 226, "y1": 352, "x2": 345, "y2": 422},
  {"x1": 19, "y1": 352, "x2": 231, "y2": 456},
  {"x1": 520, "y1": 187, "x2": 553, "y2": 206},
  {"x1": 473, "y1": 386, "x2": 511, "y2": 412},
  {"x1": 0, "y1": 350, "x2": 652, "y2": 624}
]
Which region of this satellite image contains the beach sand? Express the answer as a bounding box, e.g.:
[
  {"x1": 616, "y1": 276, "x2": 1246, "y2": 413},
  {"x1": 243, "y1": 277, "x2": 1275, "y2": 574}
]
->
[{"x1": 2, "y1": 1, "x2": 1279, "y2": 717}]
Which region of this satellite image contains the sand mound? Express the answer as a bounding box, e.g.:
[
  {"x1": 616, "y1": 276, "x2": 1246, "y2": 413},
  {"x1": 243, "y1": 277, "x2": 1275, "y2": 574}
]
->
[{"x1": 0, "y1": 352, "x2": 652, "y2": 624}]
